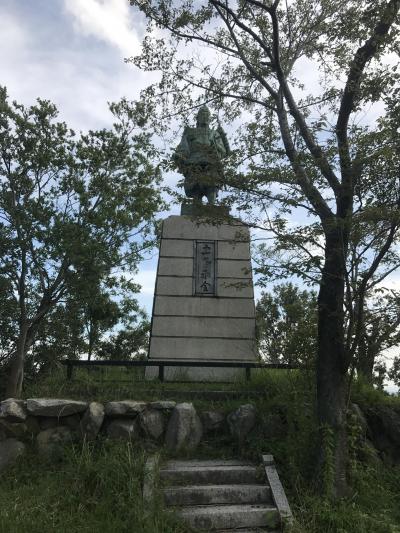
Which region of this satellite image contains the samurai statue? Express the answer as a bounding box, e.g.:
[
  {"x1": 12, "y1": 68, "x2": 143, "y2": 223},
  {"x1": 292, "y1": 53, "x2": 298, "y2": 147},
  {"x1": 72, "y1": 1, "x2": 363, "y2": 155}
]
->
[{"x1": 173, "y1": 105, "x2": 230, "y2": 205}]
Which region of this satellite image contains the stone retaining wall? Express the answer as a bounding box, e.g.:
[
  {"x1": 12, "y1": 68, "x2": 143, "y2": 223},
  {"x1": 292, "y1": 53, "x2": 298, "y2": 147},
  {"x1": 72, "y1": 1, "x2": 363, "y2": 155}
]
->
[{"x1": 0, "y1": 398, "x2": 257, "y2": 473}]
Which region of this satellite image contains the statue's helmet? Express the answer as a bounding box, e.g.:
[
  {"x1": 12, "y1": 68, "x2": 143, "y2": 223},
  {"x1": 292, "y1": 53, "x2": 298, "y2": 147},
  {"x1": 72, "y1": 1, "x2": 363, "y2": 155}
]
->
[{"x1": 196, "y1": 105, "x2": 211, "y2": 126}]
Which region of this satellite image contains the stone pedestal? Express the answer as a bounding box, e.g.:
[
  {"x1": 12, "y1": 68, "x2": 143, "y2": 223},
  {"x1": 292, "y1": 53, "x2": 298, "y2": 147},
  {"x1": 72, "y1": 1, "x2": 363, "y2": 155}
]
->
[{"x1": 146, "y1": 215, "x2": 258, "y2": 381}]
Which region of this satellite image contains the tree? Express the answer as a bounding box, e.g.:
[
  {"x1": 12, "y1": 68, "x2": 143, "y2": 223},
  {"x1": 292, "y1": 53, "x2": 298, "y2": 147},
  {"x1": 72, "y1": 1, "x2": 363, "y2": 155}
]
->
[
  {"x1": 97, "y1": 320, "x2": 150, "y2": 361},
  {"x1": 129, "y1": 0, "x2": 400, "y2": 496},
  {"x1": 0, "y1": 89, "x2": 163, "y2": 397},
  {"x1": 388, "y1": 355, "x2": 400, "y2": 391},
  {"x1": 256, "y1": 283, "x2": 317, "y2": 366},
  {"x1": 354, "y1": 290, "x2": 400, "y2": 384}
]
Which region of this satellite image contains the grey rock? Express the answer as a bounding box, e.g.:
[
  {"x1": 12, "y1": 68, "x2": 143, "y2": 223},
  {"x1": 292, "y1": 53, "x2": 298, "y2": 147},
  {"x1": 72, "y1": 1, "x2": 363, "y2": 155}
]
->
[
  {"x1": 201, "y1": 410, "x2": 225, "y2": 433},
  {"x1": 140, "y1": 409, "x2": 165, "y2": 440},
  {"x1": 62, "y1": 414, "x2": 82, "y2": 431},
  {"x1": 39, "y1": 414, "x2": 81, "y2": 431},
  {"x1": 37, "y1": 427, "x2": 73, "y2": 457},
  {"x1": 261, "y1": 411, "x2": 287, "y2": 440},
  {"x1": 106, "y1": 418, "x2": 139, "y2": 440},
  {"x1": 227, "y1": 404, "x2": 256, "y2": 445},
  {"x1": 365, "y1": 405, "x2": 400, "y2": 463},
  {"x1": 39, "y1": 417, "x2": 59, "y2": 431},
  {"x1": 0, "y1": 399, "x2": 27, "y2": 422},
  {"x1": 25, "y1": 416, "x2": 41, "y2": 435},
  {"x1": 0, "y1": 438, "x2": 26, "y2": 473},
  {"x1": 149, "y1": 401, "x2": 176, "y2": 410},
  {"x1": 105, "y1": 401, "x2": 147, "y2": 418},
  {"x1": 27, "y1": 399, "x2": 87, "y2": 417},
  {"x1": 165, "y1": 403, "x2": 202, "y2": 452},
  {"x1": 0, "y1": 420, "x2": 29, "y2": 440},
  {"x1": 81, "y1": 402, "x2": 104, "y2": 440}
]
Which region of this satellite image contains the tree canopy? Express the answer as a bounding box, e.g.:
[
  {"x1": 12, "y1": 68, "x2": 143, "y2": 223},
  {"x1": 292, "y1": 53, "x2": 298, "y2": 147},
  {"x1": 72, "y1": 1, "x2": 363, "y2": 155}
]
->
[{"x1": 0, "y1": 89, "x2": 163, "y2": 397}]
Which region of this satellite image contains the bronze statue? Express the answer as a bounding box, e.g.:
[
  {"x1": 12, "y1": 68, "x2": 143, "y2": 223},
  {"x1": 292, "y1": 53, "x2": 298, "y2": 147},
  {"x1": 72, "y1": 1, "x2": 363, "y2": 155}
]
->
[{"x1": 174, "y1": 105, "x2": 230, "y2": 205}]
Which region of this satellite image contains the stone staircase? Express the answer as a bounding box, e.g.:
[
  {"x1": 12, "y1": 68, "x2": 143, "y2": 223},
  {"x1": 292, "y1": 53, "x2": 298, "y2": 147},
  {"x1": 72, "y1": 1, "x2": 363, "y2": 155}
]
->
[{"x1": 154, "y1": 456, "x2": 292, "y2": 532}]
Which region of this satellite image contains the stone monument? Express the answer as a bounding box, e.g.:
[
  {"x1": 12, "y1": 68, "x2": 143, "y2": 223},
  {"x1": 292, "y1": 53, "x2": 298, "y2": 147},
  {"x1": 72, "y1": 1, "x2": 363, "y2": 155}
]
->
[{"x1": 146, "y1": 106, "x2": 258, "y2": 381}]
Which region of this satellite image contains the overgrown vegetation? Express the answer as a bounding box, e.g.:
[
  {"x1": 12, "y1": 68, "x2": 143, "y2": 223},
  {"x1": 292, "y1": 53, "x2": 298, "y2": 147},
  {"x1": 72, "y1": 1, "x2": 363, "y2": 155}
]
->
[
  {"x1": 0, "y1": 440, "x2": 187, "y2": 533},
  {"x1": 2, "y1": 370, "x2": 399, "y2": 532},
  {"x1": 0, "y1": 89, "x2": 163, "y2": 398}
]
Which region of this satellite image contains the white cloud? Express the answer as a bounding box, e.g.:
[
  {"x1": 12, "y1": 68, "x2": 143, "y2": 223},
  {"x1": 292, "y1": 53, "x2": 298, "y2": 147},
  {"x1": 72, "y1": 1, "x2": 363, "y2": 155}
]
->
[
  {"x1": 0, "y1": 1, "x2": 158, "y2": 133},
  {"x1": 0, "y1": 11, "x2": 26, "y2": 51},
  {"x1": 64, "y1": 0, "x2": 142, "y2": 56},
  {"x1": 134, "y1": 268, "x2": 157, "y2": 295}
]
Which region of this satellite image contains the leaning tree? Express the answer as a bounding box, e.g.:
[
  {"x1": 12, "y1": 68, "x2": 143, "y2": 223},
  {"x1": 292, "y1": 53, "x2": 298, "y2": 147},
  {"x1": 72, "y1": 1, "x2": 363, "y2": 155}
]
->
[
  {"x1": 0, "y1": 90, "x2": 163, "y2": 397},
  {"x1": 128, "y1": 0, "x2": 400, "y2": 497}
]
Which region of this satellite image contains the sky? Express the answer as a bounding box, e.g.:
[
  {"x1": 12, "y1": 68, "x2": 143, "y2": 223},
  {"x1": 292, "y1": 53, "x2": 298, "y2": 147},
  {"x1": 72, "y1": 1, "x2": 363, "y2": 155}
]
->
[
  {"x1": 1, "y1": 0, "x2": 398, "y2": 391},
  {"x1": 0, "y1": 0, "x2": 172, "y2": 312}
]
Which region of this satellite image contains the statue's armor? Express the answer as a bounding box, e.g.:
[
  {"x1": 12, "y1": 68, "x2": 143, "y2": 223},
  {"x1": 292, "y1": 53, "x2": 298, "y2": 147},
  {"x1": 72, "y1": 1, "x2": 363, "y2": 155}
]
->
[{"x1": 174, "y1": 107, "x2": 230, "y2": 204}]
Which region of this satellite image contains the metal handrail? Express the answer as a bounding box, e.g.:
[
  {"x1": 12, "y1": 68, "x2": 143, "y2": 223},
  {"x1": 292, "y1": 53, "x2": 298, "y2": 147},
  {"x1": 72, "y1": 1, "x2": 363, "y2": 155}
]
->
[{"x1": 61, "y1": 359, "x2": 299, "y2": 382}]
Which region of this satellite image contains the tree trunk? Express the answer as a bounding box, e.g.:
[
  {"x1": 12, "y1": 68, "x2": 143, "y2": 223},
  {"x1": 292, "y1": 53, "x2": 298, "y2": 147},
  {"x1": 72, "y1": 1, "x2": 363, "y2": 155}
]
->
[
  {"x1": 88, "y1": 318, "x2": 94, "y2": 361},
  {"x1": 317, "y1": 228, "x2": 349, "y2": 499},
  {"x1": 6, "y1": 323, "x2": 29, "y2": 398},
  {"x1": 356, "y1": 337, "x2": 378, "y2": 384}
]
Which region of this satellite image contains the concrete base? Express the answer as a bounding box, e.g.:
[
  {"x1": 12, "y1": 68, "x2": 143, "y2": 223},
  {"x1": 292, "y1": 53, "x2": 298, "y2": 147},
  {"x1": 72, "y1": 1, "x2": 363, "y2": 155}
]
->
[
  {"x1": 145, "y1": 364, "x2": 247, "y2": 383},
  {"x1": 146, "y1": 215, "x2": 258, "y2": 382}
]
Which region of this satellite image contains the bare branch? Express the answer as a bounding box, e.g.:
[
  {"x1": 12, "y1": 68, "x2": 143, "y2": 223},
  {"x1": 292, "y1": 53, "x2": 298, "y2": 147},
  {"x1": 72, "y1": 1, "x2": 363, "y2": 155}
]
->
[
  {"x1": 276, "y1": 94, "x2": 333, "y2": 221},
  {"x1": 336, "y1": 0, "x2": 400, "y2": 185},
  {"x1": 269, "y1": 6, "x2": 341, "y2": 197}
]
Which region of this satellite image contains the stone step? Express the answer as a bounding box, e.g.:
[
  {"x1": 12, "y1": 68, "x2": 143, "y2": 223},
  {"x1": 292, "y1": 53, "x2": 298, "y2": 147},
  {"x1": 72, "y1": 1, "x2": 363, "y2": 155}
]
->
[
  {"x1": 165, "y1": 459, "x2": 249, "y2": 468},
  {"x1": 217, "y1": 530, "x2": 280, "y2": 533},
  {"x1": 164, "y1": 483, "x2": 272, "y2": 506},
  {"x1": 160, "y1": 464, "x2": 261, "y2": 485},
  {"x1": 216, "y1": 530, "x2": 280, "y2": 533},
  {"x1": 178, "y1": 504, "x2": 280, "y2": 531}
]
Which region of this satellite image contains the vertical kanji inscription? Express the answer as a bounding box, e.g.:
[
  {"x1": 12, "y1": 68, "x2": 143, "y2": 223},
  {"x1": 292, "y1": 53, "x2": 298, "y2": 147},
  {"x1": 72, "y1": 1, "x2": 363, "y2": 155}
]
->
[{"x1": 194, "y1": 240, "x2": 216, "y2": 296}]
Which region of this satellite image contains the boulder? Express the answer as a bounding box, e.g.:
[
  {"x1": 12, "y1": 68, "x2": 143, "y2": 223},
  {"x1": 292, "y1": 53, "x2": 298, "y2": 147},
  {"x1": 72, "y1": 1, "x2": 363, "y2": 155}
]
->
[
  {"x1": 140, "y1": 409, "x2": 165, "y2": 440},
  {"x1": 37, "y1": 427, "x2": 73, "y2": 457},
  {"x1": 0, "y1": 399, "x2": 27, "y2": 422},
  {"x1": 150, "y1": 401, "x2": 176, "y2": 410},
  {"x1": 105, "y1": 401, "x2": 147, "y2": 418},
  {"x1": 227, "y1": 404, "x2": 256, "y2": 445},
  {"x1": 39, "y1": 417, "x2": 61, "y2": 431},
  {"x1": 27, "y1": 399, "x2": 87, "y2": 417},
  {"x1": 260, "y1": 411, "x2": 287, "y2": 440},
  {"x1": 106, "y1": 418, "x2": 139, "y2": 440},
  {"x1": 0, "y1": 420, "x2": 29, "y2": 440},
  {"x1": 200, "y1": 410, "x2": 226, "y2": 433},
  {"x1": 62, "y1": 414, "x2": 82, "y2": 431},
  {"x1": 25, "y1": 416, "x2": 41, "y2": 436},
  {"x1": 0, "y1": 438, "x2": 26, "y2": 473},
  {"x1": 81, "y1": 402, "x2": 104, "y2": 441},
  {"x1": 165, "y1": 403, "x2": 202, "y2": 452},
  {"x1": 38, "y1": 414, "x2": 81, "y2": 431},
  {"x1": 365, "y1": 405, "x2": 400, "y2": 463}
]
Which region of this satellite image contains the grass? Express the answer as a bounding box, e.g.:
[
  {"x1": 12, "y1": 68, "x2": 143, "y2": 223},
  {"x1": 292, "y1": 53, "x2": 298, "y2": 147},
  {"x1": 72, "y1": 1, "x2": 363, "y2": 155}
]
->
[
  {"x1": 1, "y1": 368, "x2": 399, "y2": 532},
  {"x1": 0, "y1": 439, "x2": 188, "y2": 533},
  {"x1": 22, "y1": 365, "x2": 309, "y2": 403}
]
